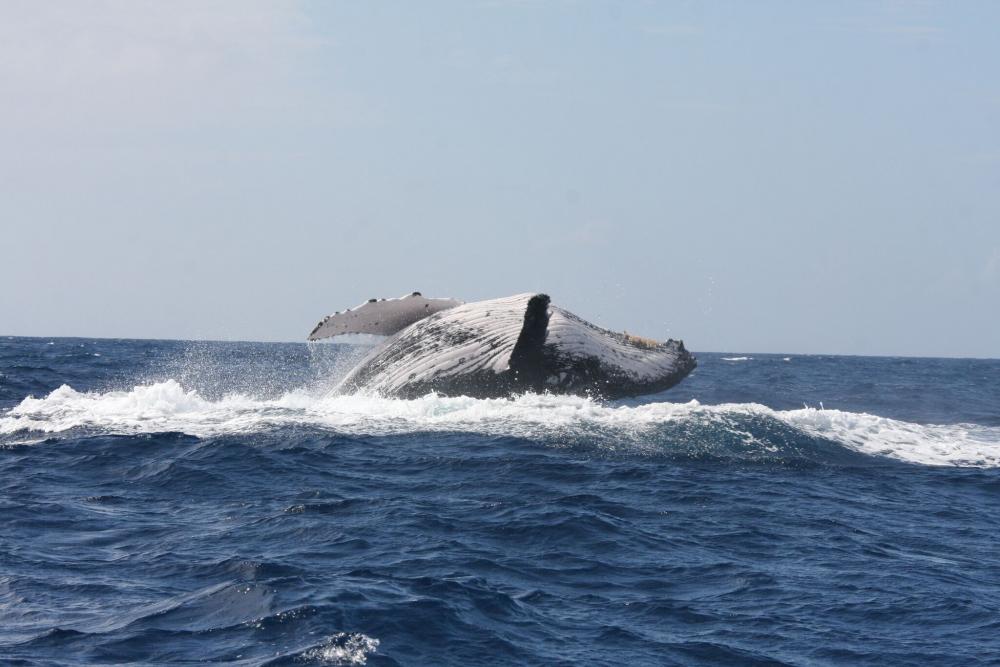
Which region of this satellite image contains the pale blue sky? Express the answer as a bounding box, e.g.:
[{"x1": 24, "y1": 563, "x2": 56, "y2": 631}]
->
[{"x1": 1, "y1": 1, "x2": 997, "y2": 357}]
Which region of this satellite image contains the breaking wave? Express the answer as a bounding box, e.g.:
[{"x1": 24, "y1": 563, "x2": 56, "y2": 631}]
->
[{"x1": 3, "y1": 380, "x2": 998, "y2": 468}]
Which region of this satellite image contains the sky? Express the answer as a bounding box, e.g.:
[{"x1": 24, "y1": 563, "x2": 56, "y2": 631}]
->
[{"x1": 1, "y1": 1, "x2": 997, "y2": 357}]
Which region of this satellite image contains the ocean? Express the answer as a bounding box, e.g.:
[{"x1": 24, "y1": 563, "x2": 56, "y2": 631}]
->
[{"x1": 1, "y1": 336, "x2": 998, "y2": 666}]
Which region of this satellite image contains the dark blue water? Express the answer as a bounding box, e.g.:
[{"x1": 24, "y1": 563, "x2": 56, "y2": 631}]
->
[{"x1": 2, "y1": 337, "x2": 999, "y2": 666}]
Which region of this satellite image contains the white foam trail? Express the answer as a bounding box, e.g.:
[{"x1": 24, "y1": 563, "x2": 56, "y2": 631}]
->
[
  {"x1": 301, "y1": 633, "x2": 379, "y2": 665},
  {"x1": 778, "y1": 407, "x2": 1000, "y2": 467},
  {"x1": 721, "y1": 356, "x2": 752, "y2": 361},
  {"x1": 2, "y1": 381, "x2": 999, "y2": 467}
]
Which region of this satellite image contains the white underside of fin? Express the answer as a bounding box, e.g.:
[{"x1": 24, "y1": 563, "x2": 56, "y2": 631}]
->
[
  {"x1": 308, "y1": 293, "x2": 463, "y2": 340},
  {"x1": 340, "y1": 294, "x2": 534, "y2": 393}
]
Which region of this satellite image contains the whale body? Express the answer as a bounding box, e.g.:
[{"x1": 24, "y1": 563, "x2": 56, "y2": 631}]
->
[{"x1": 308, "y1": 292, "x2": 696, "y2": 400}]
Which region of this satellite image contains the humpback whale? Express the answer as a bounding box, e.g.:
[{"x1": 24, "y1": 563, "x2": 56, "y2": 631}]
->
[{"x1": 308, "y1": 293, "x2": 696, "y2": 400}]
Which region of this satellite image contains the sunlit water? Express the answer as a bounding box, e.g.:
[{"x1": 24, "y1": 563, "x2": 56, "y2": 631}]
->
[{"x1": 2, "y1": 337, "x2": 999, "y2": 665}]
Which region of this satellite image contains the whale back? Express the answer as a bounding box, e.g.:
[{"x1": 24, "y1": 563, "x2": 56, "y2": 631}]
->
[
  {"x1": 335, "y1": 293, "x2": 696, "y2": 399},
  {"x1": 542, "y1": 306, "x2": 695, "y2": 396}
]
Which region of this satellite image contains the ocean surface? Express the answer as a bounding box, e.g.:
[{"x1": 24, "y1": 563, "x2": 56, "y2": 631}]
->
[{"x1": 1, "y1": 336, "x2": 999, "y2": 666}]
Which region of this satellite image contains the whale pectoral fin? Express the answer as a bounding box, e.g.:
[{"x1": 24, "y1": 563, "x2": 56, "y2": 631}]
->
[
  {"x1": 308, "y1": 292, "x2": 464, "y2": 340},
  {"x1": 508, "y1": 294, "x2": 551, "y2": 391}
]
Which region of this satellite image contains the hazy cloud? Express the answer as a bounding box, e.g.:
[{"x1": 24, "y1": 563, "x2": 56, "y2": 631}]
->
[
  {"x1": 0, "y1": 0, "x2": 328, "y2": 131},
  {"x1": 640, "y1": 24, "x2": 702, "y2": 37},
  {"x1": 983, "y1": 248, "x2": 1000, "y2": 285}
]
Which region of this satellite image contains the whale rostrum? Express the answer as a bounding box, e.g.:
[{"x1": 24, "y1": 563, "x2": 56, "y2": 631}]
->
[{"x1": 308, "y1": 292, "x2": 696, "y2": 399}]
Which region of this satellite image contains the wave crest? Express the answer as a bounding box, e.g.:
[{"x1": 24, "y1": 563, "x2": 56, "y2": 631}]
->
[{"x1": 2, "y1": 380, "x2": 999, "y2": 467}]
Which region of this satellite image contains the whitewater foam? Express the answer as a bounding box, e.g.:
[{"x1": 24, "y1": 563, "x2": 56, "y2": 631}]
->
[
  {"x1": 300, "y1": 633, "x2": 380, "y2": 665},
  {"x1": 2, "y1": 380, "x2": 998, "y2": 467}
]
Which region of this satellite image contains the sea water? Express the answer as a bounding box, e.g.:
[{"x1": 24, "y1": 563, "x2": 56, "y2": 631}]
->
[{"x1": 1, "y1": 337, "x2": 998, "y2": 665}]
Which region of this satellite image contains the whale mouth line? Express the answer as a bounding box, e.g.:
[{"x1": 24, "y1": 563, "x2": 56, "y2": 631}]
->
[{"x1": 3, "y1": 380, "x2": 999, "y2": 468}]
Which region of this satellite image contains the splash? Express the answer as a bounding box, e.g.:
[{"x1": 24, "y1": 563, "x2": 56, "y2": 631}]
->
[
  {"x1": 300, "y1": 633, "x2": 380, "y2": 665},
  {"x1": 2, "y1": 380, "x2": 999, "y2": 467}
]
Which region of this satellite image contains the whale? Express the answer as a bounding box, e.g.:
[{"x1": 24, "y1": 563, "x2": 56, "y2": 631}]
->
[{"x1": 307, "y1": 292, "x2": 696, "y2": 400}]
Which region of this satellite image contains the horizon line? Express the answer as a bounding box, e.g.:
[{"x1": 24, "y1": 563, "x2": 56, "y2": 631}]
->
[{"x1": 3, "y1": 333, "x2": 997, "y2": 362}]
